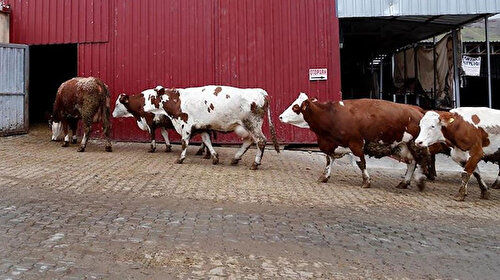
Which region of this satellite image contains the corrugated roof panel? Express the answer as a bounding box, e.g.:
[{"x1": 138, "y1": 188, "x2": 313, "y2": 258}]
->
[{"x1": 338, "y1": 0, "x2": 500, "y2": 18}]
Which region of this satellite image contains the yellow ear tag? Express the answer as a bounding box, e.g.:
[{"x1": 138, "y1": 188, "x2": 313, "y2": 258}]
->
[{"x1": 449, "y1": 118, "x2": 455, "y2": 124}]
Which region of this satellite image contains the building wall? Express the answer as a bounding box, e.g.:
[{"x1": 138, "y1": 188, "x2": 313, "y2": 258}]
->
[
  {"x1": 0, "y1": 12, "x2": 8, "y2": 43},
  {"x1": 9, "y1": 0, "x2": 341, "y2": 143}
]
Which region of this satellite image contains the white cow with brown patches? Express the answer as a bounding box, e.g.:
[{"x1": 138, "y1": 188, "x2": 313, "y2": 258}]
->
[
  {"x1": 112, "y1": 89, "x2": 211, "y2": 155},
  {"x1": 143, "y1": 85, "x2": 280, "y2": 169},
  {"x1": 416, "y1": 107, "x2": 500, "y2": 201}
]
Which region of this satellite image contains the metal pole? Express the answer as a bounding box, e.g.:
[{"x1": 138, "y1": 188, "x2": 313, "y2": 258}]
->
[
  {"x1": 452, "y1": 29, "x2": 461, "y2": 108},
  {"x1": 379, "y1": 58, "x2": 383, "y2": 99},
  {"x1": 433, "y1": 36, "x2": 437, "y2": 109},
  {"x1": 414, "y1": 46, "x2": 419, "y2": 105},
  {"x1": 486, "y1": 16, "x2": 493, "y2": 108}
]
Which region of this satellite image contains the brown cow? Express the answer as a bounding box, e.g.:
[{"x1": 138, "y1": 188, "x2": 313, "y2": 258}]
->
[
  {"x1": 50, "y1": 77, "x2": 112, "y2": 152},
  {"x1": 280, "y1": 93, "x2": 432, "y2": 189},
  {"x1": 112, "y1": 90, "x2": 210, "y2": 155},
  {"x1": 416, "y1": 108, "x2": 500, "y2": 201}
]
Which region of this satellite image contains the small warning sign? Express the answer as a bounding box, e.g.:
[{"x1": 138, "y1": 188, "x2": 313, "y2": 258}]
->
[{"x1": 309, "y1": 68, "x2": 327, "y2": 81}]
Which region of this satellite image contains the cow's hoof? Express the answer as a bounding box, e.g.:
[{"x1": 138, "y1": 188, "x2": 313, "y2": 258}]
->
[
  {"x1": 426, "y1": 173, "x2": 436, "y2": 181},
  {"x1": 165, "y1": 145, "x2": 172, "y2": 153},
  {"x1": 212, "y1": 155, "x2": 219, "y2": 165},
  {"x1": 231, "y1": 158, "x2": 240, "y2": 166},
  {"x1": 481, "y1": 190, "x2": 490, "y2": 199},
  {"x1": 175, "y1": 158, "x2": 184, "y2": 164},
  {"x1": 395, "y1": 181, "x2": 410, "y2": 189},
  {"x1": 417, "y1": 180, "x2": 426, "y2": 191},
  {"x1": 318, "y1": 175, "x2": 329, "y2": 183},
  {"x1": 195, "y1": 148, "x2": 204, "y2": 156},
  {"x1": 105, "y1": 146, "x2": 113, "y2": 152},
  {"x1": 71, "y1": 139, "x2": 78, "y2": 144},
  {"x1": 148, "y1": 147, "x2": 156, "y2": 153},
  {"x1": 361, "y1": 182, "x2": 371, "y2": 188},
  {"x1": 203, "y1": 153, "x2": 211, "y2": 159},
  {"x1": 250, "y1": 163, "x2": 259, "y2": 170},
  {"x1": 62, "y1": 141, "x2": 69, "y2": 147},
  {"x1": 77, "y1": 147, "x2": 85, "y2": 152},
  {"x1": 491, "y1": 181, "x2": 500, "y2": 189},
  {"x1": 453, "y1": 193, "x2": 466, "y2": 202}
]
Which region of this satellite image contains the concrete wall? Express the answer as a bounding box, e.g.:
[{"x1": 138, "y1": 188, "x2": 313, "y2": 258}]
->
[{"x1": 0, "y1": 12, "x2": 8, "y2": 43}]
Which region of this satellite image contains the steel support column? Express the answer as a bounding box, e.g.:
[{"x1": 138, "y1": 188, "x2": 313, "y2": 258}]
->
[
  {"x1": 486, "y1": 16, "x2": 493, "y2": 108},
  {"x1": 452, "y1": 29, "x2": 461, "y2": 108}
]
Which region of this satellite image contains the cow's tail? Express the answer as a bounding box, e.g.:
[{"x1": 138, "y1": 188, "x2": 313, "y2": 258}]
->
[
  {"x1": 100, "y1": 81, "x2": 112, "y2": 139},
  {"x1": 267, "y1": 103, "x2": 280, "y2": 153}
]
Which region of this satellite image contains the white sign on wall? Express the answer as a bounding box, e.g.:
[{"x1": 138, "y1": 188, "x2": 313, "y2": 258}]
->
[
  {"x1": 462, "y1": 56, "x2": 481, "y2": 77},
  {"x1": 309, "y1": 68, "x2": 327, "y2": 81}
]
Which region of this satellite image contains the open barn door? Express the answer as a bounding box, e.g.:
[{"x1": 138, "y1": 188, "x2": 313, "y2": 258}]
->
[{"x1": 0, "y1": 43, "x2": 29, "y2": 136}]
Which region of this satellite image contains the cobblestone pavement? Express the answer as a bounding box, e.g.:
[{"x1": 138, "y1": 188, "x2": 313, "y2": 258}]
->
[{"x1": 0, "y1": 125, "x2": 499, "y2": 279}]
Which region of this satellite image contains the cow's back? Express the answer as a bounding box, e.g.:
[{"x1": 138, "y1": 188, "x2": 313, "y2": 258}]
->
[
  {"x1": 451, "y1": 107, "x2": 500, "y2": 130},
  {"x1": 179, "y1": 85, "x2": 268, "y2": 129},
  {"x1": 53, "y1": 77, "x2": 109, "y2": 121},
  {"x1": 318, "y1": 99, "x2": 423, "y2": 145}
]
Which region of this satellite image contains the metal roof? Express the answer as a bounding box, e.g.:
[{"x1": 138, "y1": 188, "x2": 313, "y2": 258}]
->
[
  {"x1": 338, "y1": 0, "x2": 500, "y2": 18},
  {"x1": 338, "y1": 1, "x2": 500, "y2": 56}
]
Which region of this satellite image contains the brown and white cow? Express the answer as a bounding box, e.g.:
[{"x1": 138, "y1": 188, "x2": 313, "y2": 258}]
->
[
  {"x1": 143, "y1": 85, "x2": 280, "y2": 169},
  {"x1": 280, "y1": 93, "x2": 432, "y2": 189},
  {"x1": 416, "y1": 107, "x2": 500, "y2": 201},
  {"x1": 112, "y1": 90, "x2": 210, "y2": 155},
  {"x1": 50, "y1": 77, "x2": 112, "y2": 152}
]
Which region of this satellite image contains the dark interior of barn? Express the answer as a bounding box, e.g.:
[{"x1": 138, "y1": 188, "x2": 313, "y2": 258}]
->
[
  {"x1": 29, "y1": 44, "x2": 77, "y2": 124},
  {"x1": 339, "y1": 15, "x2": 498, "y2": 109}
]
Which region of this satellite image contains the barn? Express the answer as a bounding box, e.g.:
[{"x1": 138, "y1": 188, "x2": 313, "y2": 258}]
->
[
  {"x1": 3, "y1": 0, "x2": 341, "y2": 143},
  {"x1": 2, "y1": 0, "x2": 500, "y2": 143}
]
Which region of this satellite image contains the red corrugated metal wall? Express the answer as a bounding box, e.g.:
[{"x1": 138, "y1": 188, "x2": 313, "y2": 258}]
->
[{"x1": 9, "y1": 0, "x2": 341, "y2": 143}]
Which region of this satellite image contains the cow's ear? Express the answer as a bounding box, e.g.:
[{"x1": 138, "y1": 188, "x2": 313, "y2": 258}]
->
[
  {"x1": 119, "y1": 94, "x2": 129, "y2": 104},
  {"x1": 155, "y1": 86, "x2": 166, "y2": 95},
  {"x1": 440, "y1": 113, "x2": 455, "y2": 126},
  {"x1": 301, "y1": 99, "x2": 310, "y2": 111}
]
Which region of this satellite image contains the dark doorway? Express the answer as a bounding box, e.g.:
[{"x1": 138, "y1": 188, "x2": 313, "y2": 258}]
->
[{"x1": 29, "y1": 44, "x2": 77, "y2": 124}]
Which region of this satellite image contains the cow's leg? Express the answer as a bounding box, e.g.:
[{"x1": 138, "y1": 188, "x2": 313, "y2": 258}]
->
[
  {"x1": 350, "y1": 143, "x2": 370, "y2": 188},
  {"x1": 231, "y1": 125, "x2": 252, "y2": 165},
  {"x1": 396, "y1": 161, "x2": 416, "y2": 189},
  {"x1": 427, "y1": 153, "x2": 437, "y2": 181},
  {"x1": 149, "y1": 124, "x2": 157, "y2": 153},
  {"x1": 250, "y1": 132, "x2": 266, "y2": 170},
  {"x1": 77, "y1": 122, "x2": 91, "y2": 152},
  {"x1": 200, "y1": 132, "x2": 219, "y2": 165},
  {"x1": 159, "y1": 127, "x2": 172, "y2": 152},
  {"x1": 202, "y1": 142, "x2": 212, "y2": 159},
  {"x1": 176, "y1": 132, "x2": 191, "y2": 164},
  {"x1": 231, "y1": 137, "x2": 253, "y2": 166},
  {"x1": 69, "y1": 118, "x2": 78, "y2": 144},
  {"x1": 195, "y1": 143, "x2": 206, "y2": 156},
  {"x1": 491, "y1": 165, "x2": 500, "y2": 189},
  {"x1": 472, "y1": 166, "x2": 490, "y2": 199},
  {"x1": 413, "y1": 165, "x2": 427, "y2": 191},
  {"x1": 406, "y1": 143, "x2": 428, "y2": 190},
  {"x1": 318, "y1": 154, "x2": 334, "y2": 183},
  {"x1": 455, "y1": 148, "x2": 485, "y2": 201},
  {"x1": 61, "y1": 120, "x2": 70, "y2": 147}
]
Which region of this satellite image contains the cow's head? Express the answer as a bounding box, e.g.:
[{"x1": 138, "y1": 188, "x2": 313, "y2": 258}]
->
[
  {"x1": 112, "y1": 93, "x2": 133, "y2": 118},
  {"x1": 415, "y1": 111, "x2": 453, "y2": 147},
  {"x1": 48, "y1": 117, "x2": 64, "y2": 141},
  {"x1": 279, "y1": 93, "x2": 310, "y2": 128}
]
